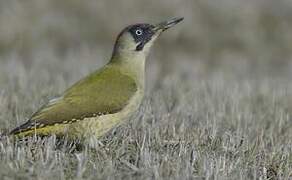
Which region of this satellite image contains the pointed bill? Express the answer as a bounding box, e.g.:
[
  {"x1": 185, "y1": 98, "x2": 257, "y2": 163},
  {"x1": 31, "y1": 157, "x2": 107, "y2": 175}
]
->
[{"x1": 152, "y1": 17, "x2": 184, "y2": 32}]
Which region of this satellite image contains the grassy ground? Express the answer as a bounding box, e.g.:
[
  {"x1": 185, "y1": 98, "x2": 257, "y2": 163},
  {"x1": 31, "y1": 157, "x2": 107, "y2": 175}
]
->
[
  {"x1": 0, "y1": 0, "x2": 292, "y2": 179},
  {"x1": 0, "y1": 54, "x2": 291, "y2": 179}
]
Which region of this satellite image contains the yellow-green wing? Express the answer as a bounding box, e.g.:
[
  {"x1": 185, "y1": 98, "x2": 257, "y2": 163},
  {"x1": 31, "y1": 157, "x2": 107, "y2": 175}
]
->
[{"x1": 10, "y1": 65, "x2": 137, "y2": 135}]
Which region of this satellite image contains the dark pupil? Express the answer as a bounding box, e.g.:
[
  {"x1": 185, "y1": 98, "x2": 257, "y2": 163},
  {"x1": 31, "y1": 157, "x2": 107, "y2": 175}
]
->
[{"x1": 136, "y1": 30, "x2": 142, "y2": 35}]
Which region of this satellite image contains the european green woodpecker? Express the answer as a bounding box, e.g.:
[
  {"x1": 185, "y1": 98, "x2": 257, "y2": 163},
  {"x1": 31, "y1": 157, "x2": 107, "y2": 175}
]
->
[{"x1": 9, "y1": 17, "x2": 184, "y2": 139}]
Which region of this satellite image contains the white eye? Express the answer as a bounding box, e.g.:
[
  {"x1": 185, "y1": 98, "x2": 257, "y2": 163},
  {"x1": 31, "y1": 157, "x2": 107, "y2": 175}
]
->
[{"x1": 135, "y1": 29, "x2": 143, "y2": 36}]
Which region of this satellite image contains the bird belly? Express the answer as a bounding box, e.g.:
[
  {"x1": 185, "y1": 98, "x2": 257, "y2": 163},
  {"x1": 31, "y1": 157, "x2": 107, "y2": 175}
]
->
[
  {"x1": 67, "y1": 89, "x2": 143, "y2": 139},
  {"x1": 13, "y1": 90, "x2": 143, "y2": 139}
]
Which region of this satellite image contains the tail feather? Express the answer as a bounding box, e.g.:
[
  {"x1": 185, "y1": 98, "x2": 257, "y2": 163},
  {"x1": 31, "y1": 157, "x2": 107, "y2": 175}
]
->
[{"x1": 9, "y1": 120, "x2": 36, "y2": 136}]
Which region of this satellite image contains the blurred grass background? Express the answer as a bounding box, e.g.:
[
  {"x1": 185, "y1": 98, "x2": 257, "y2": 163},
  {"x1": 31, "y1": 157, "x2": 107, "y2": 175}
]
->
[
  {"x1": 0, "y1": 0, "x2": 292, "y2": 179},
  {"x1": 1, "y1": 0, "x2": 292, "y2": 76}
]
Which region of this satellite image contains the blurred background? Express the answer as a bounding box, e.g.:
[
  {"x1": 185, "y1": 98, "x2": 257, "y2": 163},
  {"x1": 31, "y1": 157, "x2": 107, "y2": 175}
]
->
[
  {"x1": 1, "y1": 0, "x2": 292, "y2": 115},
  {"x1": 1, "y1": 0, "x2": 292, "y2": 80}
]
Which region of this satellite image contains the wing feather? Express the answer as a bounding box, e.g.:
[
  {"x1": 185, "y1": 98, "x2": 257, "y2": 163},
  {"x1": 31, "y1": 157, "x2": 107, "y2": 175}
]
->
[{"x1": 10, "y1": 65, "x2": 137, "y2": 135}]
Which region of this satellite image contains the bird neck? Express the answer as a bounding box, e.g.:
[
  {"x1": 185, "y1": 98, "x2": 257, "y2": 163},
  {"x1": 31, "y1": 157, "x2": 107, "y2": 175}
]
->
[{"x1": 109, "y1": 49, "x2": 146, "y2": 89}]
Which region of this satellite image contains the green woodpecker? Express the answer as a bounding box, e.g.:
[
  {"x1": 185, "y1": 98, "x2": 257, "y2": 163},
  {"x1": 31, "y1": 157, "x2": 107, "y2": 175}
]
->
[{"x1": 9, "y1": 17, "x2": 184, "y2": 139}]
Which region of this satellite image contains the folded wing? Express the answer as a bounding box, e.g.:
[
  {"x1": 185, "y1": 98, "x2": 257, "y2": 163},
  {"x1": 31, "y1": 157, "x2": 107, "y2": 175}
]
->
[{"x1": 10, "y1": 66, "x2": 137, "y2": 135}]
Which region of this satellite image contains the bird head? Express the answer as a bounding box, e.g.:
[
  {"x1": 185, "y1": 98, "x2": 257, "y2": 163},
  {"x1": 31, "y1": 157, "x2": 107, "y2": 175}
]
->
[{"x1": 113, "y1": 17, "x2": 184, "y2": 58}]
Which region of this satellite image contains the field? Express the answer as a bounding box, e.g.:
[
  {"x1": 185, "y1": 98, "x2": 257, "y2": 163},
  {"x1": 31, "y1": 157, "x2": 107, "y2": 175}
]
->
[{"x1": 0, "y1": 0, "x2": 292, "y2": 179}]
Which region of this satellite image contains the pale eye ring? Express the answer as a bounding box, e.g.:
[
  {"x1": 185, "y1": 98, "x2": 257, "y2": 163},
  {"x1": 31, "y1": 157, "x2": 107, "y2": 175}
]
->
[{"x1": 135, "y1": 29, "x2": 143, "y2": 36}]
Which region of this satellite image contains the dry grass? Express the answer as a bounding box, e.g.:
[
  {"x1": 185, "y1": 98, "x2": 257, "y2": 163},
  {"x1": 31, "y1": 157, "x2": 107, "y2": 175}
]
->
[
  {"x1": 0, "y1": 0, "x2": 292, "y2": 179},
  {"x1": 0, "y1": 55, "x2": 291, "y2": 179}
]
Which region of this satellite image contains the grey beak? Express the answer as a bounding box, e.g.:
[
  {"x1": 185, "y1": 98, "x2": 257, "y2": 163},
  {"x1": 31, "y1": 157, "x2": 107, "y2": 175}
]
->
[{"x1": 153, "y1": 17, "x2": 184, "y2": 32}]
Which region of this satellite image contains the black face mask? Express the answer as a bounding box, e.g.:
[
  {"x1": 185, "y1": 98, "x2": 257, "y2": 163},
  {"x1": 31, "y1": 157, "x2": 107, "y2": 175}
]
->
[{"x1": 127, "y1": 24, "x2": 155, "y2": 51}]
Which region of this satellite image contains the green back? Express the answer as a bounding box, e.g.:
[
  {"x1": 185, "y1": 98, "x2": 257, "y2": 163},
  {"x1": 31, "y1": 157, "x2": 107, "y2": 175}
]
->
[{"x1": 10, "y1": 65, "x2": 138, "y2": 134}]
